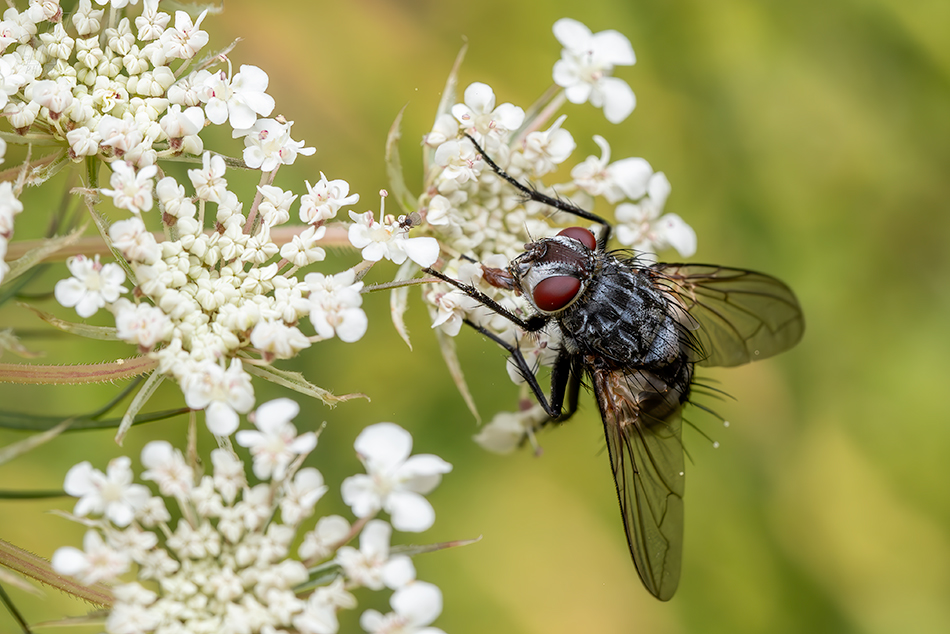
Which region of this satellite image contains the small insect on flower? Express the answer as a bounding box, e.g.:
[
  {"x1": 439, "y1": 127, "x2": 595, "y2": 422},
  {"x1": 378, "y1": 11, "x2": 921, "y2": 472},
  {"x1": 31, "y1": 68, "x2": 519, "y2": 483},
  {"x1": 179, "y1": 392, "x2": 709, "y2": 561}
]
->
[{"x1": 425, "y1": 135, "x2": 804, "y2": 601}]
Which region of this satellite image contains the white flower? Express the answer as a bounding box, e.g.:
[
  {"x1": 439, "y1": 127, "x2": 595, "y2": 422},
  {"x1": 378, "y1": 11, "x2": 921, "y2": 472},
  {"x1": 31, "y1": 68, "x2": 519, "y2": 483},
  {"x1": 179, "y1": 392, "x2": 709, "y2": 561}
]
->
[
  {"x1": 105, "y1": 584, "x2": 160, "y2": 634},
  {"x1": 423, "y1": 195, "x2": 456, "y2": 227},
  {"x1": 63, "y1": 457, "x2": 150, "y2": 527},
  {"x1": 294, "y1": 577, "x2": 357, "y2": 634},
  {"x1": 299, "y1": 173, "x2": 360, "y2": 224},
  {"x1": 135, "y1": 0, "x2": 168, "y2": 41},
  {"x1": 97, "y1": 115, "x2": 141, "y2": 155},
  {"x1": 256, "y1": 184, "x2": 296, "y2": 227},
  {"x1": 112, "y1": 299, "x2": 171, "y2": 349},
  {"x1": 54, "y1": 254, "x2": 127, "y2": 318},
  {"x1": 211, "y1": 447, "x2": 246, "y2": 504},
  {"x1": 521, "y1": 114, "x2": 576, "y2": 177},
  {"x1": 360, "y1": 581, "x2": 446, "y2": 634},
  {"x1": 280, "y1": 225, "x2": 327, "y2": 267},
  {"x1": 570, "y1": 135, "x2": 653, "y2": 203},
  {"x1": 31, "y1": 78, "x2": 73, "y2": 117},
  {"x1": 348, "y1": 209, "x2": 440, "y2": 267},
  {"x1": 428, "y1": 289, "x2": 473, "y2": 337},
  {"x1": 234, "y1": 117, "x2": 315, "y2": 171},
  {"x1": 299, "y1": 514, "x2": 350, "y2": 562},
  {"x1": 71, "y1": 1, "x2": 104, "y2": 35},
  {"x1": 614, "y1": 172, "x2": 696, "y2": 258},
  {"x1": 279, "y1": 467, "x2": 328, "y2": 526},
  {"x1": 0, "y1": 10, "x2": 35, "y2": 49},
  {"x1": 552, "y1": 18, "x2": 637, "y2": 123},
  {"x1": 5, "y1": 100, "x2": 40, "y2": 130},
  {"x1": 473, "y1": 406, "x2": 550, "y2": 454},
  {"x1": 28, "y1": 0, "x2": 64, "y2": 23},
  {"x1": 167, "y1": 69, "x2": 207, "y2": 106},
  {"x1": 336, "y1": 519, "x2": 414, "y2": 590},
  {"x1": 158, "y1": 103, "x2": 204, "y2": 139},
  {"x1": 101, "y1": 160, "x2": 157, "y2": 214},
  {"x1": 160, "y1": 9, "x2": 209, "y2": 60},
  {"x1": 180, "y1": 358, "x2": 255, "y2": 435},
  {"x1": 250, "y1": 319, "x2": 312, "y2": 360},
  {"x1": 66, "y1": 126, "x2": 102, "y2": 159},
  {"x1": 0, "y1": 57, "x2": 26, "y2": 109},
  {"x1": 140, "y1": 440, "x2": 195, "y2": 499},
  {"x1": 156, "y1": 175, "x2": 197, "y2": 219},
  {"x1": 235, "y1": 398, "x2": 318, "y2": 480},
  {"x1": 187, "y1": 151, "x2": 228, "y2": 202},
  {"x1": 305, "y1": 270, "x2": 368, "y2": 343},
  {"x1": 433, "y1": 138, "x2": 481, "y2": 184},
  {"x1": 451, "y1": 82, "x2": 524, "y2": 140},
  {"x1": 422, "y1": 113, "x2": 458, "y2": 148},
  {"x1": 202, "y1": 64, "x2": 275, "y2": 129},
  {"x1": 341, "y1": 423, "x2": 452, "y2": 532},
  {"x1": 51, "y1": 530, "x2": 130, "y2": 586}
]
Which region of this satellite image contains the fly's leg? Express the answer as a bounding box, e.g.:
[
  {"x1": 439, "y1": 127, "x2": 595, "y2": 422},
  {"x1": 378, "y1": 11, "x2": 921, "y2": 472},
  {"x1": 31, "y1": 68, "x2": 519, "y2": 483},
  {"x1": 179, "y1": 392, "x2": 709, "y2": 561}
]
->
[
  {"x1": 461, "y1": 318, "x2": 563, "y2": 419},
  {"x1": 424, "y1": 266, "x2": 547, "y2": 332},
  {"x1": 548, "y1": 351, "x2": 582, "y2": 423},
  {"x1": 463, "y1": 133, "x2": 613, "y2": 250}
]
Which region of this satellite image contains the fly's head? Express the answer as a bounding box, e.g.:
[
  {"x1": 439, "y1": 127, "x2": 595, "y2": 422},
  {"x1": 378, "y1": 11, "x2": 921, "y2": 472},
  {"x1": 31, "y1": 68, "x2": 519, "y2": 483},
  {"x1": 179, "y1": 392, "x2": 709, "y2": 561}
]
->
[{"x1": 509, "y1": 227, "x2": 599, "y2": 315}]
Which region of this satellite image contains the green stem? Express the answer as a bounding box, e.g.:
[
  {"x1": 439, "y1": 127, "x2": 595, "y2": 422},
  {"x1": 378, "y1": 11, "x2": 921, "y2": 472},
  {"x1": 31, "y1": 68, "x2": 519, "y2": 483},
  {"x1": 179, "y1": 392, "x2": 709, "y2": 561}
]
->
[
  {"x1": 0, "y1": 538, "x2": 113, "y2": 609},
  {"x1": 0, "y1": 583, "x2": 31, "y2": 634}
]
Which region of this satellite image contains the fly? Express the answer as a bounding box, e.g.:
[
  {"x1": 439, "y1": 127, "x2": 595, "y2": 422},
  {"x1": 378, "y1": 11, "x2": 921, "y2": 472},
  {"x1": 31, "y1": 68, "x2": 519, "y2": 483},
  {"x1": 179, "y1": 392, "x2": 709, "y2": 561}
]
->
[{"x1": 424, "y1": 135, "x2": 805, "y2": 601}]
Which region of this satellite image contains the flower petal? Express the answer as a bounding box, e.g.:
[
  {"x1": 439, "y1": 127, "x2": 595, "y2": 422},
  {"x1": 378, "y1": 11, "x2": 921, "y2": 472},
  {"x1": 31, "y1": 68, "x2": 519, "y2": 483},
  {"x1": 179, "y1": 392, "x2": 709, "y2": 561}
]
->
[
  {"x1": 205, "y1": 401, "x2": 239, "y2": 435},
  {"x1": 341, "y1": 474, "x2": 379, "y2": 518},
  {"x1": 396, "y1": 454, "x2": 453, "y2": 495},
  {"x1": 552, "y1": 18, "x2": 592, "y2": 50},
  {"x1": 462, "y1": 82, "x2": 495, "y2": 114},
  {"x1": 591, "y1": 30, "x2": 636, "y2": 66},
  {"x1": 381, "y1": 554, "x2": 416, "y2": 589},
  {"x1": 657, "y1": 213, "x2": 697, "y2": 258},
  {"x1": 386, "y1": 490, "x2": 435, "y2": 532},
  {"x1": 354, "y1": 423, "x2": 412, "y2": 469},
  {"x1": 401, "y1": 236, "x2": 440, "y2": 268},
  {"x1": 391, "y1": 581, "x2": 443, "y2": 626},
  {"x1": 600, "y1": 76, "x2": 636, "y2": 124}
]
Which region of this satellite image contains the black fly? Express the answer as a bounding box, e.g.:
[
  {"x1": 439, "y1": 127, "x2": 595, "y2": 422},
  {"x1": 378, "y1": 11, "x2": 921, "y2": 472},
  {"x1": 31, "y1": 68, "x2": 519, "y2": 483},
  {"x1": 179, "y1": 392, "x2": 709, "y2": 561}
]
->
[
  {"x1": 398, "y1": 211, "x2": 422, "y2": 230},
  {"x1": 424, "y1": 135, "x2": 805, "y2": 601}
]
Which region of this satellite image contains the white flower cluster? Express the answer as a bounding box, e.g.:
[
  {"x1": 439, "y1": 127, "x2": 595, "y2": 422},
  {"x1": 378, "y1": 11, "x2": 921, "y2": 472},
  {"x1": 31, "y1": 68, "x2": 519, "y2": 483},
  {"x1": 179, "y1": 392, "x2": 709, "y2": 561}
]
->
[
  {"x1": 53, "y1": 154, "x2": 366, "y2": 435},
  {"x1": 52, "y1": 400, "x2": 452, "y2": 634},
  {"x1": 0, "y1": 0, "x2": 376, "y2": 434},
  {"x1": 0, "y1": 0, "x2": 310, "y2": 168},
  {"x1": 412, "y1": 19, "x2": 697, "y2": 450}
]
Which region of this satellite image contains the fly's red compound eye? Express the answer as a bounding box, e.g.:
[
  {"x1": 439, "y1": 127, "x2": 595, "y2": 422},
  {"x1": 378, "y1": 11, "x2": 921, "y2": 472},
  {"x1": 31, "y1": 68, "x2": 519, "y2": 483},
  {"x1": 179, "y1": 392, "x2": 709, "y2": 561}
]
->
[
  {"x1": 557, "y1": 227, "x2": 597, "y2": 250},
  {"x1": 533, "y1": 275, "x2": 581, "y2": 311}
]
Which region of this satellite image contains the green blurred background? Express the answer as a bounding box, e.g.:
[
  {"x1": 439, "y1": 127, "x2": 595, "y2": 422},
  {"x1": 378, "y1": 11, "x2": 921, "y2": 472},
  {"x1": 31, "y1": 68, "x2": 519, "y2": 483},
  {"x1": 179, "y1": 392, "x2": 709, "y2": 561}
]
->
[{"x1": 2, "y1": 0, "x2": 949, "y2": 632}]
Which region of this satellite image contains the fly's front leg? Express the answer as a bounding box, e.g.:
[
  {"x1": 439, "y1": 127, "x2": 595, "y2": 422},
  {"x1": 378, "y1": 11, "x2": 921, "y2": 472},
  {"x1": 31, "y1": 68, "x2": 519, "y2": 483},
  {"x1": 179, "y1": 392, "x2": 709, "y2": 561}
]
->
[{"x1": 424, "y1": 267, "x2": 547, "y2": 332}]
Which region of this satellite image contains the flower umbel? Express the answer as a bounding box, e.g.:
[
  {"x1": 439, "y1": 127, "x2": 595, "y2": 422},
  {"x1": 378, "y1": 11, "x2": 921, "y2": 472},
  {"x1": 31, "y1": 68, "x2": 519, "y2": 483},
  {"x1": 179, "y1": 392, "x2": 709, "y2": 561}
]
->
[{"x1": 51, "y1": 403, "x2": 453, "y2": 634}]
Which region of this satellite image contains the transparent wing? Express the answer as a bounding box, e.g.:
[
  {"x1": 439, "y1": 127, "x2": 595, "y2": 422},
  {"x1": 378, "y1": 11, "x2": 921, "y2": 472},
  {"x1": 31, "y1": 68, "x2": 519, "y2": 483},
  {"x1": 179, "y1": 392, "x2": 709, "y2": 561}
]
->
[
  {"x1": 592, "y1": 367, "x2": 685, "y2": 601},
  {"x1": 651, "y1": 264, "x2": 805, "y2": 368}
]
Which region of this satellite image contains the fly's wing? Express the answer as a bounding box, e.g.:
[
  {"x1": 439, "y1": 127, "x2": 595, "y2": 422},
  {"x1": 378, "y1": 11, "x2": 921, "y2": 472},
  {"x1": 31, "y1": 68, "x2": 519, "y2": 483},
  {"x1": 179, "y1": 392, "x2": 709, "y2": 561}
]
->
[
  {"x1": 651, "y1": 264, "x2": 804, "y2": 368},
  {"x1": 592, "y1": 367, "x2": 685, "y2": 601}
]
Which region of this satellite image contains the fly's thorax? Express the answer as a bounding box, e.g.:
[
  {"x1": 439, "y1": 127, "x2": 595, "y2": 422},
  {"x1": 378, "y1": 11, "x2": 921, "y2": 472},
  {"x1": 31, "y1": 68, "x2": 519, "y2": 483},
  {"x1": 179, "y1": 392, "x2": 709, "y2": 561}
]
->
[
  {"x1": 555, "y1": 255, "x2": 688, "y2": 369},
  {"x1": 509, "y1": 235, "x2": 597, "y2": 315}
]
